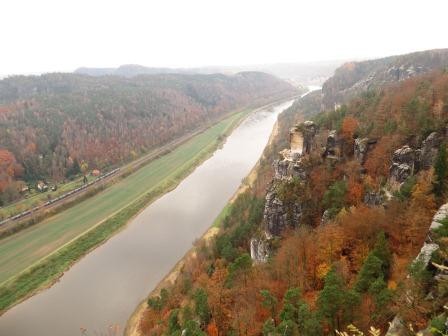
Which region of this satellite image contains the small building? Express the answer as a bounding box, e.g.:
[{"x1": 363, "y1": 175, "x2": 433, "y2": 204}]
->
[
  {"x1": 91, "y1": 169, "x2": 101, "y2": 177},
  {"x1": 37, "y1": 181, "x2": 48, "y2": 192}
]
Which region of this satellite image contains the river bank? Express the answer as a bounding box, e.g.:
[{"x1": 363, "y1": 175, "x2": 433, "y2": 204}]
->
[
  {"x1": 124, "y1": 166, "x2": 260, "y2": 336},
  {"x1": 0, "y1": 104, "x2": 250, "y2": 314},
  {"x1": 0, "y1": 98, "x2": 295, "y2": 336},
  {"x1": 124, "y1": 114, "x2": 281, "y2": 336},
  {"x1": 0, "y1": 93, "x2": 296, "y2": 240},
  {"x1": 0, "y1": 95, "x2": 297, "y2": 316}
]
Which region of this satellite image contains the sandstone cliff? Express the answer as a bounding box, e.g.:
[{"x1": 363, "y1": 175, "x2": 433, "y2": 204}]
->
[{"x1": 322, "y1": 49, "x2": 448, "y2": 110}]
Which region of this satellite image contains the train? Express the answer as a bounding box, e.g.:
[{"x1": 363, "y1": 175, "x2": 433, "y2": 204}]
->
[{"x1": 0, "y1": 168, "x2": 120, "y2": 227}]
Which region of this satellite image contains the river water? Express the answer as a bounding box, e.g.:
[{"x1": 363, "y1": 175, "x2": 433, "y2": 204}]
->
[{"x1": 0, "y1": 99, "x2": 294, "y2": 336}]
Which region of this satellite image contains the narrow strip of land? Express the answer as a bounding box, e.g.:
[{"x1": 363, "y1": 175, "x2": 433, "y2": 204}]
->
[
  {"x1": 0, "y1": 95, "x2": 297, "y2": 314},
  {"x1": 124, "y1": 122, "x2": 268, "y2": 336},
  {"x1": 0, "y1": 110, "x2": 246, "y2": 285},
  {"x1": 0, "y1": 101, "x2": 268, "y2": 232}
]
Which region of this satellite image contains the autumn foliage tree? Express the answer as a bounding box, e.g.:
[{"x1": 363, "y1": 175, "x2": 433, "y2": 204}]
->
[
  {"x1": 0, "y1": 149, "x2": 23, "y2": 204},
  {"x1": 0, "y1": 72, "x2": 296, "y2": 204},
  {"x1": 340, "y1": 116, "x2": 358, "y2": 156},
  {"x1": 139, "y1": 70, "x2": 448, "y2": 336}
]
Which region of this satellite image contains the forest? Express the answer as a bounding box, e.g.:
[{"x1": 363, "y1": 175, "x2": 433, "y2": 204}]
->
[
  {"x1": 322, "y1": 48, "x2": 448, "y2": 110},
  {"x1": 0, "y1": 72, "x2": 296, "y2": 205},
  {"x1": 136, "y1": 70, "x2": 448, "y2": 335}
]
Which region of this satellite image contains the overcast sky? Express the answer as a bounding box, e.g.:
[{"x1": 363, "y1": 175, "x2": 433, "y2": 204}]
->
[{"x1": 1, "y1": 0, "x2": 447, "y2": 75}]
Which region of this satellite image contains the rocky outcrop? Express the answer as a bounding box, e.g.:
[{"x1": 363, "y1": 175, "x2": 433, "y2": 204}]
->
[
  {"x1": 263, "y1": 188, "x2": 302, "y2": 236},
  {"x1": 273, "y1": 151, "x2": 307, "y2": 180},
  {"x1": 322, "y1": 49, "x2": 448, "y2": 110},
  {"x1": 253, "y1": 121, "x2": 317, "y2": 258},
  {"x1": 264, "y1": 190, "x2": 288, "y2": 236},
  {"x1": 420, "y1": 132, "x2": 442, "y2": 169},
  {"x1": 354, "y1": 138, "x2": 377, "y2": 164},
  {"x1": 389, "y1": 145, "x2": 416, "y2": 184},
  {"x1": 266, "y1": 156, "x2": 306, "y2": 236},
  {"x1": 324, "y1": 130, "x2": 339, "y2": 159},
  {"x1": 385, "y1": 316, "x2": 406, "y2": 336},
  {"x1": 389, "y1": 132, "x2": 443, "y2": 186},
  {"x1": 250, "y1": 237, "x2": 269, "y2": 263},
  {"x1": 321, "y1": 209, "x2": 331, "y2": 225},
  {"x1": 301, "y1": 121, "x2": 317, "y2": 154},
  {"x1": 273, "y1": 156, "x2": 292, "y2": 180},
  {"x1": 363, "y1": 191, "x2": 384, "y2": 206},
  {"x1": 354, "y1": 138, "x2": 369, "y2": 163},
  {"x1": 385, "y1": 202, "x2": 448, "y2": 335},
  {"x1": 430, "y1": 203, "x2": 448, "y2": 230},
  {"x1": 289, "y1": 121, "x2": 317, "y2": 155}
]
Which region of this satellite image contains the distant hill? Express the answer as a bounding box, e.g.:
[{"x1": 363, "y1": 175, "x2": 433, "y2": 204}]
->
[
  {"x1": 75, "y1": 60, "x2": 344, "y2": 86},
  {"x1": 322, "y1": 48, "x2": 448, "y2": 109},
  {"x1": 75, "y1": 65, "x2": 193, "y2": 77},
  {"x1": 0, "y1": 71, "x2": 297, "y2": 204}
]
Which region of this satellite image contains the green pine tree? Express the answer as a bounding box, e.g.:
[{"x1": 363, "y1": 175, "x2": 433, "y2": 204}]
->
[
  {"x1": 193, "y1": 288, "x2": 211, "y2": 328},
  {"x1": 167, "y1": 309, "x2": 182, "y2": 335},
  {"x1": 261, "y1": 289, "x2": 278, "y2": 320},
  {"x1": 434, "y1": 144, "x2": 448, "y2": 197},
  {"x1": 355, "y1": 254, "x2": 383, "y2": 292},
  {"x1": 371, "y1": 231, "x2": 392, "y2": 276},
  {"x1": 317, "y1": 268, "x2": 345, "y2": 333},
  {"x1": 183, "y1": 320, "x2": 206, "y2": 336},
  {"x1": 262, "y1": 318, "x2": 276, "y2": 336}
]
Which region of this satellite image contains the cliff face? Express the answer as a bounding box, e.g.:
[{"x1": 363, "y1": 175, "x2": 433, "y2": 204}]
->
[
  {"x1": 138, "y1": 51, "x2": 448, "y2": 336},
  {"x1": 322, "y1": 49, "x2": 448, "y2": 110},
  {"x1": 389, "y1": 132, "x2": 444, "y2": 186},
  {"x1": 263, "y1": 121, "x2": 316, "y2": 236},
  {"x1": 256, "y1": 115, "x2": 446, "y2": 263},
  {"x1": 250, "y1": 121, "x2": 317, "y2": 262}
]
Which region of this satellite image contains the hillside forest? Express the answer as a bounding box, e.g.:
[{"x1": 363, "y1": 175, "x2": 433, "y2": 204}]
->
[
  {"x1": 137, "y1": 69, "x2": 448, "y2": 335},
  {"x1": 0, "y1": 72, "x2": 296, "y2": 205}
]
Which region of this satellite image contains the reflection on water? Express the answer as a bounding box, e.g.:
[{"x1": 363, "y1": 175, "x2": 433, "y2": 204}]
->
[{"x1": 0, "y1": 100, "x2": 294, "y2": 336}]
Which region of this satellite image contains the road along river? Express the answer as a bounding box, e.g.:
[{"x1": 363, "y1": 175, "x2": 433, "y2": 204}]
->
[{"x1": 0, "y1": 99, "x2": 294, "y2": 336}]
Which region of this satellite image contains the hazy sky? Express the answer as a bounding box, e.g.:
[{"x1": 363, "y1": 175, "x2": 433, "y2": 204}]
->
[{"x1": 1, "y1": 0, "x2": 447, "y2": 75}]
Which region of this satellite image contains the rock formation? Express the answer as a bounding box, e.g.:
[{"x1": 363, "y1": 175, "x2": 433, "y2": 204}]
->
[
  {"x1": 363, "y1": 191, "x2": 384, "y2": 206},
  {"x1": 250, "y1": 237, "x2": 269, "y2": 263},
  {"x1": 264, "y1": 121, "x2": 316, "y2": 235},
  {"x1": 289, "y1": 121, "x2": 317, "y2": 155},
  {"x1": 420, "y1": 131, "x2": 442, "y2": 169},
  {"x1": 273, "y1": 151, "x2": 307, "y2": 181},
  {"x1": 322, "y1": 49, "x2": 448, "y2": 110},
  {"x1": 323, "y1": 130, "x2": 339, "y2": 159},
  {"x1": 389, "y1": 132, "x2": 443, "y2": 186},
  {"x1": 385, "y1": 202, "x2": 448, "y2": 335},
  {"x1": 251, "y1": 121, "x2": 316, "y2": 261},
  {"x1": 320, "y1": 209, "x2": 331, "y2": 225},
  {"x1": 263, "y1": 190, "x2": 302, "y2": 236},
  {"x1": 354, "y1": 137, "x2": 369, "y2": 163},
  {"x1": 389, "y1": 145, "x2": 415, "y2": 184}
]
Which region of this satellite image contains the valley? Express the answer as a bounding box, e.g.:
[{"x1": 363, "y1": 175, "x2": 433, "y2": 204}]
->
[
  {"x1": 4, "y1": 0, "x2": 448, "y2": 334},
  {"x1": 1, "y1": 22, "x2": 448, "y2": 336},
  {"x1": 0, "y1": 97, "x2": 295, "y2": 336}
]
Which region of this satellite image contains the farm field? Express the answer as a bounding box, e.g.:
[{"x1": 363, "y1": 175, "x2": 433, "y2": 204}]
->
[
  {"x1": 0, "y1": 109, "x2": 247, "y2": 285},
  {"x1": 0, "y1": 175, "x2": 96, "y2": 220}
]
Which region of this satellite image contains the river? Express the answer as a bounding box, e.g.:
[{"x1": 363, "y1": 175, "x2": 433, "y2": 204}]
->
[{"x1": 0, "y1": 99, "x2": 294, "y2": 336}]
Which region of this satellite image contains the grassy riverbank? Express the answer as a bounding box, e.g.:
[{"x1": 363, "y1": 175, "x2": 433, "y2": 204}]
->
[
  {"x1": 0, "y1": 108, "x2": 251, "y2": 314},
  {"x1": 124, "y1": 118, "x2": 275, "y2": 336},
  {"x1": 0, "y1": 175, "x2": 96, "y2": 220}
]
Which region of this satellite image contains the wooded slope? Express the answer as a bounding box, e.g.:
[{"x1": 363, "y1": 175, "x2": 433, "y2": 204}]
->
[{"x1": 0, "y1": 72, "x2": 296, "y2": 204}]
